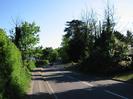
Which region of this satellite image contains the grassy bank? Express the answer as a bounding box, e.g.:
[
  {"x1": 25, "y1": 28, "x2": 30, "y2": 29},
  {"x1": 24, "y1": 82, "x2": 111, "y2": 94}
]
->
[
  {"x1": 64, "y1": 63, "x2": 133, "y2": 84},
  {"x1": 113, "y1": 71, "x2": 133, "y2": 83}
]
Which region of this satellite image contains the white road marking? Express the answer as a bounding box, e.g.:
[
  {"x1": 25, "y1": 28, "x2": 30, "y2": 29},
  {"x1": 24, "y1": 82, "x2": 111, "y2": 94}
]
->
[
  {"x1": 43, "y1": 68, "x2": 130, "y2": 99},
  {"x1": 41, "y1": 68, "x2": 58, "y2": 99},
  {"x1": 81, "y1": 81, "x2": 93, "y2": 87},
  {"x1": 67, "y1": 75, "x2": 93, "y2": 87},
  {"x1": 104, "y1": 90, "x2": 129, "y2": 99},
  {"x1": 46, "y1": 80, "x2": 58, "y2": 99},
  {"x1": 38, "y1": 70, "x2": 43, "y2": 92},
  {"x1": 30, "y1": 79, "x2": 34, "y2": 94},
  {"x1": 38, "y1": 81, "x2": 41, "y2": 92}
]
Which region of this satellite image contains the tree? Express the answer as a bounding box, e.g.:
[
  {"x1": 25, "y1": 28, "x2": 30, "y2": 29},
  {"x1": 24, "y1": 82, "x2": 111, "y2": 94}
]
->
[
  {"x1": 33, "y1": 46, "x2": 43, "y2": 60},
  {"x1": 41, "y1": 47, "x2": 58, "y2": 63},
  {"x1": 64, "y1": 20, "x2": 88, "y2": 62},
  {"x1": 42, "y1": 47, "x2": 53, "y2": 60},
  {"x1": 10, "y1": 21, "x2": 40, "y2": 60},
  {"x1": 81, "y1": 10, "x2": 99, "y2": 59},
  {"x1": 114, "y1": 31, "x2": 126, "y2": 42},
  {"x1": 59, "y1": 36, "x2": 71, "y2": 63},
  {"x1": 84, "y1": 4, "x2": 129, "y2": 73},
  {"x1": 49, "y1": 49, "x2": 58, "y2": 63},
  {"x1": 126, "y1": 30, "x2": 133, "y2": 45}
]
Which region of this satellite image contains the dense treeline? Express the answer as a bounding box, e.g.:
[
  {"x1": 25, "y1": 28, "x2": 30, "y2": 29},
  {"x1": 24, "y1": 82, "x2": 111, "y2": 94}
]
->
[
  {"x1": 35, "y1": 47, "x2": 59, "y2": 66},
  {"x1": 60, "y1": 5, "x2": 133, "y2": 74},
  {"x1": 0, "y1": 21, "x2": 40, "y2": 99}
]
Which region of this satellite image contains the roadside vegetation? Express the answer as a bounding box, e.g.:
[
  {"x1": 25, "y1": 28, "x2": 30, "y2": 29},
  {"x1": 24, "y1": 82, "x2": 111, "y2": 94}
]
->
[
  {"x1": 113, "y1": 71, "x2": 133, "y2": 82},
  {"x1": 35, "y1": 47, "x2": 59, "y2": 66},
  {"x1": 1, "y1": 2, "x2": 133, "y2": 99},
  {"x1": 0, "y1": 21, "x2": 40, "y2": 99},
  {"x1": 58, "y1": 4, "x2": 133, "y2": 80},
  {"x1": 34, "y1": 3, "x2": 133, "y2": 82},
  {"x1": 0, "y1": 29, "x2": 29, "y2": 99}
]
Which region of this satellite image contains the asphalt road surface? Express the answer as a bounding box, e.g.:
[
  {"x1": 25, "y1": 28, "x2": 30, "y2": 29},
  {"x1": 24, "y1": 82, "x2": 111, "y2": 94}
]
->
[{"x1": 26, "y1": 66, "x2": 133, "y2": 99}]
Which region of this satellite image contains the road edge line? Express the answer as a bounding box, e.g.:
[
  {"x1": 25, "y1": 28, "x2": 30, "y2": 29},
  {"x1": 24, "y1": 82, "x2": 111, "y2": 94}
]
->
[{"x1": 104, "y1": 90, "x2": 129, "y2": 99}]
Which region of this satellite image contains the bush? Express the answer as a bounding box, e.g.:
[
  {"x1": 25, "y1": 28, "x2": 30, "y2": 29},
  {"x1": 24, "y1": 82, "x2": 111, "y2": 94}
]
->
[
  {"x1": 43, "y1": 60, "x2": 49, "y2": 65},
  {"x1": 23, "y1": 60, "x2": 36, "y2": 71},
  {"x1": 36, "y1": 59, "x2": 49, "y2": 67},
  {"x1": 0, "y1": 29, "x2": 30, "y2": 99}
]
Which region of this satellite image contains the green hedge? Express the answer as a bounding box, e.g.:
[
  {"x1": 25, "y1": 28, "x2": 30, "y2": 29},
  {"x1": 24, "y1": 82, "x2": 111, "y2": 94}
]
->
[
  {"x1": 23, "y1": 60, "x2": 36, "y2": 71},
  {"x1": 0, "y1": 29, "x2": 30, "y2": 99}
]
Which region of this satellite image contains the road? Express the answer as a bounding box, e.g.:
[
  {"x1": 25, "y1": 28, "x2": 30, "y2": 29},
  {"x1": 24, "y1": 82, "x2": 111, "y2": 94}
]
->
[{"x1": 26, "y1": 66, "x2": 133, "y2": 99}]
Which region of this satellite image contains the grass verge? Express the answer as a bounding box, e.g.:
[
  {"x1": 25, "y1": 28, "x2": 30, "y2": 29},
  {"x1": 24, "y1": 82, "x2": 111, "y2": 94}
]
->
[{"x1": 113, "y1": 71, "x2": 133, "y2": 83}]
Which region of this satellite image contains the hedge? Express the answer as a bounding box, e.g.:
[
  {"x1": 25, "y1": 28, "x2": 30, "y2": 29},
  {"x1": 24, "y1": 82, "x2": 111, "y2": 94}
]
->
[{"x1": 0, "y1": 29, "x2": 30, "y2": 99}]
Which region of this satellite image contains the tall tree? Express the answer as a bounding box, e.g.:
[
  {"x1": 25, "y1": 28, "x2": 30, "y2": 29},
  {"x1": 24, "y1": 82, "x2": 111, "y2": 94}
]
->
[
  {"x1": 11, "y1": 21, "x2": 40, "y2": 60},
  {"x1": 59, "y1": 36, "x2": 70, "y2": 63},
  {"x1": 81, "y1": 10, "x2": 98, "y2": 58},
  {"x1": 64, "y1": 20, "x2": 87, "y2": 62}
]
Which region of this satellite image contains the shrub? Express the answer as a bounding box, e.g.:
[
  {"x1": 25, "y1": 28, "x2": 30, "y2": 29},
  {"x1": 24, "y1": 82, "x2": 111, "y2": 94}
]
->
[
  {"x1": 0, "y1": 29, "x2": 30, "y2": 99},
  {"x1": 24, "y1": 60, "x2": 36, "y2": 71},
  {"x1": 36, "y1": 59, "x2": 49, "y2": 67},
  {"x1": 43, "y1": 60, "x2": 49, "y2": 65}
]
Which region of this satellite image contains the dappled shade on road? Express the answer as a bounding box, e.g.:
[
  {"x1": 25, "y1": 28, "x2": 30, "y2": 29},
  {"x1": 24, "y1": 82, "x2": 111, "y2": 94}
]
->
[{"x1": 26, "y1": 67, "x2": 133, "y2": 99}]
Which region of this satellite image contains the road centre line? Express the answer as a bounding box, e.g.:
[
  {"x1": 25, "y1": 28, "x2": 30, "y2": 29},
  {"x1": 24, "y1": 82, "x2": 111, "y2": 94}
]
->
[
  {"x1": 39, "y1": 71, "x2": 55, "y2": 97},
  {"x1": 45, "y1": 80, "x2": 58, "y2": 99},
  {"x1": 38, "y1": 81, "x2": 41, "y2": 92},
  {"x1": 66, "y1": 75, "x2": 94, "y2": 87},
  {"x1": 82, "y1": 81, "x2": 94, "y2": 87},
  {"x1": 40, "y1": 68, "x2": 58, "y2": 99},
  {"x1": 42, "y1": 69, "x2": 130, "y2": 99},
  {"x1": 104, "y1": 90, "x2": 129, "y2": 99}
]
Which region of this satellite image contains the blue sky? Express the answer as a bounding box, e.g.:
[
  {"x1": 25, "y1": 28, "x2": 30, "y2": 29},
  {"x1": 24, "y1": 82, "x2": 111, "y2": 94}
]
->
[{"x1": 0, "y1": 0, "x2": 133, "y2": 48}]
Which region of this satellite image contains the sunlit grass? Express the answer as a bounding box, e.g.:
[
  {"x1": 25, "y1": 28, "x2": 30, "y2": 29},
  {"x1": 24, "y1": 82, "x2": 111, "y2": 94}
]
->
[{"x1": 114, "y1": 72, "x2": 133, "y2": 82}]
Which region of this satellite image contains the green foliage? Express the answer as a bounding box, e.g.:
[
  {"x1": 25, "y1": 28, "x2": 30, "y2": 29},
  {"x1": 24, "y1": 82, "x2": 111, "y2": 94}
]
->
[
  {"x1": 24, "y1": 60, "x2": 36, "y2": 71},
  {"x1": 36, "y1": 60, "x2": 49, "y2": 66},
  {"x1": 11, "y1": 22, "x2": 40, "y2": 50},
  {"x1": 35, "y1": 47, "x2": 59, "y2": 66},
  {"x1": 114, "y1": 31, "x2": 127, "y2": 42},
  {"x1": 41, "y1": 47, "x2": 58, "y2": 63},
  {"x1": 64, "y1": 20, "x2": 88, "y2": 62},
  {"x1": 0, "y1": 29, "x2": 30, "y2": 99},
  {"x1": 43, "y1": 60, "x2": 49, "y2": 65},
  {"x1": 126, "y1": 30, "x2": 133, "y2": 45},
  {"x1": 42, "y1": 47, "x2": 53, "y2": 60},
  {"x1": 10, "y1": 21, "x2": 40, "y2": 64},
  {"x1": 62, "y1": 4, "x2": 131, "y2": 73},
  {"x1": 49, "y1": 49, "x2": 58, "y2": 62},
  {"x1": 33, "y1": 46, "x2": 43, "y2": 60},
  {"x1": 85, "y1": 5, "x2": 129, "y2": 73},
  {"x1": 58, "y1": 47, "x2": 70, "y2": 63}
]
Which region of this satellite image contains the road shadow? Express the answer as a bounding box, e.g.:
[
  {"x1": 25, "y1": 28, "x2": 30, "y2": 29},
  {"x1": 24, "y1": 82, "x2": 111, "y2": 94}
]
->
[
  {"x1": 25, "y1": 92, "x2": 52, "y2": 99},
  {"x1": 25, "y1": 83, "x2": 133, "y2": 99},
  {"x1": 31, "y1": 67, "x2": 133, "y2": 85},
  {"x1": 26, "y1": 67, "x2": 133, "y2": 99}
]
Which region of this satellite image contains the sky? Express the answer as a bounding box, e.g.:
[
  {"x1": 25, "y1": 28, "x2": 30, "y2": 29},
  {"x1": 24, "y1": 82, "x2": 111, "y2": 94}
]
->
[{"x1": 0, "y1": 0, "x2": 133, "y2": 48}]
